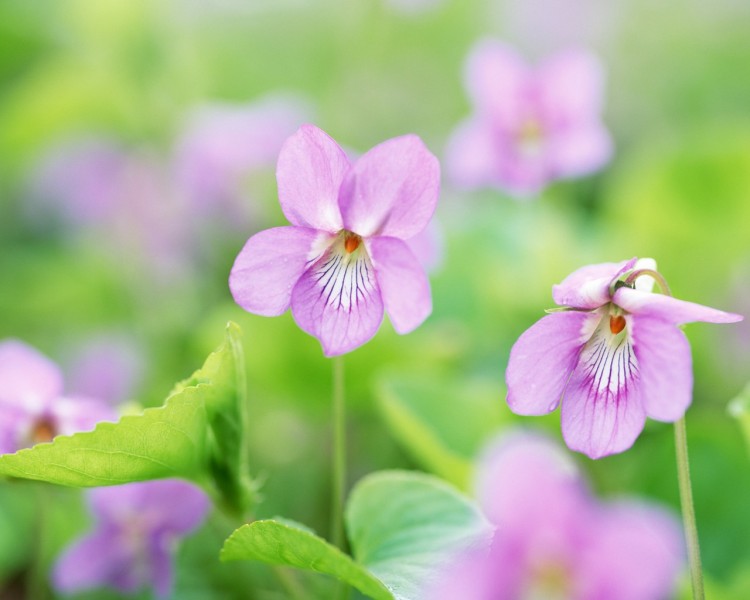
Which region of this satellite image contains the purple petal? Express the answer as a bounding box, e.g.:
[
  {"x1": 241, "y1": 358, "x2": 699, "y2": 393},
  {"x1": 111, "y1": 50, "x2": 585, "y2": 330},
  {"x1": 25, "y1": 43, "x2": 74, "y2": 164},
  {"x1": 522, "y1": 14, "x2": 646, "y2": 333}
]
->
[
  {"x1": 631, "y1": 317, "x2": 693, "y2": 421},
  {"x1": 404, "y1": 220, "x2": 443, "y2": 273},
  {"x1": 0, "y1": 340, "x2": 63, "y2": 412},
  {"x1": 276, "y1": 124, "x2": 349, "y2": 231},
  {"x1": 290, "y1": 248, "x2": 384, "y2": 356},
  {"x1": 338, "y1": 135, "x2": 440, "y2": 239},
  {"x1": 614, "y1": 287, "x2": 743, "y2": 325},
  {"x1": 464, "y1": 39, "x2": 529, "y2": 126},
  {"x1": 552, "y1": 258, "x2": 636, "y2": 309},
  {"x1": 0, "y1": 405, "x2": 30, "y2": 454},
  {"x1": 537, "y1": 49, "x2": 606, "y2": 125},
  {"x1": 52, "y1": 527, "x2": 135, "y2": 594},
  {"x1": 578, "y1": 502, "x2": 684, "y2": 600},
  {"x1": 229, "y1": 226, "x2": 322, "y2": 317},
  {"x1": 51, "y1": 396, "x2": 118, "y2": 437},
  {"x1": 88, "y1": 480, "x2": 211, "y2": 534},
  {"x1": 368, "y1": 237, "x2": 432, "y2": 334},
  {"x1": 445, "y1": 118, "x2": 501, "y2": 190},
  {"x1": 561, "y1": 325, "x2": 646, "y2": 458},
  {"x1": 548, "y1": 123, "x2": 612, "y2": 178},
  {"x1": 475, "y1": 433, "x2": 583, "y2": 528},
  {"x1": 506, "y1": 311, "x2": 593, "y2": 415},
  {"x1": 150, "y1": 536, "x2": 176, "y2": 599}
]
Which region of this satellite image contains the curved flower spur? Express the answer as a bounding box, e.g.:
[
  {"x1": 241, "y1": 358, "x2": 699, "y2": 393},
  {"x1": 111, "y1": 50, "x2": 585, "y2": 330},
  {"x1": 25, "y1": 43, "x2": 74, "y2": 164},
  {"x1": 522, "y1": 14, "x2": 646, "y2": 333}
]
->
[
  {"x1": 505, "y1": 258, "x2": 743, "y2": 459},
  {"x1": 229, "y1": 124, "x2": 440, "y2": 356}
]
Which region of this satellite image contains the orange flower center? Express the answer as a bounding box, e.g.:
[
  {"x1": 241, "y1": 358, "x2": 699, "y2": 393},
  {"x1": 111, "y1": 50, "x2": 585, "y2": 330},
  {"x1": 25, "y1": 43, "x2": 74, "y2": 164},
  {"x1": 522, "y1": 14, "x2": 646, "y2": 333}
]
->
[
  {"x1": 30, "y1": 417, "x2": 57, "y2": 444},
  {"x1": 344, "y1": 232, "x2": 361, "y2": 254},
  {"x1": 609, "y1": 314, "x2": 626, "y2": 335}
]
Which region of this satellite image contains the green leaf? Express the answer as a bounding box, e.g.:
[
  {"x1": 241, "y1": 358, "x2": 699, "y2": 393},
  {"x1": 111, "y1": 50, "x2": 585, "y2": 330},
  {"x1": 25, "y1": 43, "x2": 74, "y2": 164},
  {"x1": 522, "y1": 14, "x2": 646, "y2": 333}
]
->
[
  {"x1": 0, "y1": 322, "x2": 254, "y2": 514},
  {"x1": 728, "y1": 382, "x2": 750, "y2": 457},
  {"x1": 220, "y1": 472, "x2": 490, "y2": 600},
  {"x1": 376, "y1": 374, "x2": 506, "y2": 490},
  {"x1": 346, "y1": 471, "x2": 492, "y2": 600},
  {"x1": 220, "y1": 519, "x2": 393, "y2": 600}
]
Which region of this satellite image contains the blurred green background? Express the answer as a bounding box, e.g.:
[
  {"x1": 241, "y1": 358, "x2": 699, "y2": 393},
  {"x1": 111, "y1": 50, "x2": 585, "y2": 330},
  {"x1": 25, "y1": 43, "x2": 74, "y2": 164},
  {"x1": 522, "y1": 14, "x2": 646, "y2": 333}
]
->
[{"x1": 1, "y1": 0, "x2": 749, "y2": 598}]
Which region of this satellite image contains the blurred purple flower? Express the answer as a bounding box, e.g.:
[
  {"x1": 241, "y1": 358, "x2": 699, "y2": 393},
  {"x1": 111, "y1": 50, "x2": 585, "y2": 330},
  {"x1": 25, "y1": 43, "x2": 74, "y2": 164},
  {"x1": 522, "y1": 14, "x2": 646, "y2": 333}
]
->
[
  {"x1": 53, "y1": 479, "x2": 210, "y2": 598},
  {"x1": 66, "y1": 334, "x2": 144, "y2": 406},
  {"x1": 506, "y1": 258, "x2": 743, "y2": 458},
  {"x1": 173, "y1": 95, "x2": 312, "y2": 223},
  {"x1": 0, "y1": 340, "x2": 117, "y2": 454},
  {"x1": 28, "y1": 138, "x2": 196, "y2": 282},
  {"x1": 230, "y1": 124, "x2": 440, "y2": 356},
  {"x1": 446, "y1": 40, "x2": 612, "y2": 197},
  {"x1": 430, "y1": 432, "x2": 684, "y2": 600}
]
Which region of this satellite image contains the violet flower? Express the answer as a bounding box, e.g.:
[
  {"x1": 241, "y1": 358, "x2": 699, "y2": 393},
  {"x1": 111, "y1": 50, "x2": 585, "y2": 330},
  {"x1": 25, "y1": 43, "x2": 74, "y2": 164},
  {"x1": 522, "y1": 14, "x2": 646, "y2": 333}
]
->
[
  {"x1": 53, "y1": 479, "x2": 211, "y2": 598},
  {"x1": 506, "y1": 258, "x2": 743, "y2": 458},
  {"x1": 173, "y1": 95, "x2": 311, "y2": 221},
  {"x1": 446, "y1": 39, "x2": 612, "y2": 197},
  {"x1": 430, "y1": 432, "x2": 684, "y2": 600},
  {"x1": 229, "y1": 124, "x2": 440, "y2": 356},
  {"x1": 0, "y1": 340, "x2": 117, "y2": 455}
]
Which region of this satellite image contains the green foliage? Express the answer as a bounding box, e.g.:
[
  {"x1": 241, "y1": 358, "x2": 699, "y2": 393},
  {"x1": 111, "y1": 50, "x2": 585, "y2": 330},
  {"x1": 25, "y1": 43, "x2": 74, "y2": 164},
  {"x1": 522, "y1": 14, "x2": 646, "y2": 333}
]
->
[
  {"x1": 0, "y1": 323, "x2": 254, "y2": 515},
  {"x1": 221, "y1": 471, "x2": 491, "y2": 600},
  {"x1": 376, "y1": 374, "x2": 505, "y2": 489},
  {"x1": 728, "y1": 382, "x2": 750, "y2": 457}
]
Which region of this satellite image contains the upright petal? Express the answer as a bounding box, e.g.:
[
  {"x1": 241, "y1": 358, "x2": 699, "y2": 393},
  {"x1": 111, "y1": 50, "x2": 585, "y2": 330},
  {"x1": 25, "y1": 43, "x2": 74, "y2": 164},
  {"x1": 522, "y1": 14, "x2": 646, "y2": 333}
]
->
[
  {"x1": 368, "y1": 237, "x2": 431, "y2": 334},
  {"x1": 229, "y1": 226, "x2": 322, "y2": 317},
  {"x1": 445, "y1": 118, "x2": 501, "y2": 190},
  {"x1": 537, "y1": 49, "x2": 605, "y2": 125},
  {"x1": 552, "y1": 258, "x2": 636, "y2": 309},
  {"x1": 338, "y1": 135, "x2": 440, "y2": 240},
  {"x1": 291, "y1": 247, "x2": 384, "y2": 356},
  {"x1": 561, "y1": 323, "x2": 646, "y2": 458},
  {"x1": 614, "y1": 287, "x2": 743, "y2": 325},
  {"x1": 631, "y1": 317, "x2": 693, "y2": 421},
  {"x1": 276, "y1": 124, "x2": 349, "y2": 231},
  {"x1": 578, "y1": 502, "x2": 684, "y2": 600},
  {"x1": 88, "y1": 480, "x2": 210, "y2": 533},
  {"x1": 464, "y1": 39, "x2": 529, "y2": 126},
  {"x1": 506, "y1": 311, "x2": 593, "y2": 415},
  {"x1": 52, "y1": 527, "x2": 134, "y2": 594},
  {"x1": 0, "y1": 340, "x2": 63, "y2": 412},
  {"x1": 404, "y1": 219, "x2": 443, "y2": 273},
  {"x1": 547, "y1": 123, "x2": 612, "y2": 178}
]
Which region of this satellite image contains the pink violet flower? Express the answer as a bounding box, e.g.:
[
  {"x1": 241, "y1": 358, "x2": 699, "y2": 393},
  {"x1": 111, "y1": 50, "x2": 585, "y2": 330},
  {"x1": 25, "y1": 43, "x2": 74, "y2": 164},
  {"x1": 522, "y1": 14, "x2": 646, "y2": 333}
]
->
[
  {"x1": 52, "y1": 479, "x2": 211, "y2": 598},
  {"x1": 0, "y1": 340, "x2": 117, "y2": 454},
  {"x1": 446, "y1": 39, "x2": 612, "y2": 197},
  {"x1": 429, "y1": 432, "x2": 684, "y2": 600},
  {"x1": 505, "y1": 258, "x2": 743, "y2": 458},
  {"x1": 173, "y1": 95, "x2": 312, "y2": 221},
  {"x1": 229, "y1": 124, "x2": 440, "y2": 356}
]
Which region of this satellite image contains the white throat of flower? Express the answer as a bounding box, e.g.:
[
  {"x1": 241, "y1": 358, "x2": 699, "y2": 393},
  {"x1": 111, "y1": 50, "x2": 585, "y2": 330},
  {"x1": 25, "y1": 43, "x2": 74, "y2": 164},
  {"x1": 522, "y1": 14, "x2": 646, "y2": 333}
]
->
[{"x1": 309, "y1": 230, "x2": 376, "y2": 312}]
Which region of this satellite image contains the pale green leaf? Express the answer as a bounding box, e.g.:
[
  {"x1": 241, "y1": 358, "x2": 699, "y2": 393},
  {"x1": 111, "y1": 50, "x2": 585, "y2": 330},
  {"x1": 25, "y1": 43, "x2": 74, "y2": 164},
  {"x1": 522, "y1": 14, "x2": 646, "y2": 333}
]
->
[{"x1": 220, "y1": 519, "x2": 393, "y2": 600}]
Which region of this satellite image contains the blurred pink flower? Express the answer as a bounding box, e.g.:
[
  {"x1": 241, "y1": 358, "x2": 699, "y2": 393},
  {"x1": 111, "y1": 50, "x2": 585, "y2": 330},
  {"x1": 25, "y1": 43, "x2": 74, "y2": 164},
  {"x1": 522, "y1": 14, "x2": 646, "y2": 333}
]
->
[
  {"x1": 506, "y1": 258, "x2": 743, "y2": 458},
  {"x1": 446, "y1": 40, "x2": 612, "y2": 197},
  {"x1": 430, "y1": 432, "x2": 684, "y2": 600},
  {"x1": 66, "y1": 334, "x2": 144, "y2": 406},
  {"x1": 0, "y1": 340, "x2": 117, "y2": 454},
  {"x1": 173, "y1": 95, "x2": 312, "y2": 224},
  {"x1": 230, "y1": 124, "x2": 440, "y2": 356},
  {"x1": 53, "y1": 479, "x2": 210, "y2": 598}
]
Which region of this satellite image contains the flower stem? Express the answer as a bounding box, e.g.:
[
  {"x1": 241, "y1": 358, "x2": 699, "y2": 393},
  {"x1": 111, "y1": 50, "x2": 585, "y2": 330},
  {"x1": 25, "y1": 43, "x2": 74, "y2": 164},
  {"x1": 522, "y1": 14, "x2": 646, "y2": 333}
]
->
[
  {"x1": 674, "y1": 417, "x2": 705, "y2": 600},
  {"x1": 331, "y1": 356, "x2": 350, "y2": 600},
  {"x1": 330, "y1": 355, "x2": 346, "y2": 550}
]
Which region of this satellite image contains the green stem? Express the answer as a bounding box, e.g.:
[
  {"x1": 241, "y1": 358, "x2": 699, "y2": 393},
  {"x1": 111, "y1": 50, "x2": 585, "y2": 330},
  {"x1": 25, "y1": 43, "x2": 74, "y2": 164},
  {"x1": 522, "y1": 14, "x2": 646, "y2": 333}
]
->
[
  {"x1": 330, "y1": 356, "x2": 350, "y2": 600},
  {"x1": 330, "y1": 356, "x2": 346, "y2": 550},
  {"x1": 674, "y1": 417, "x2": 705, "y2": 600}
]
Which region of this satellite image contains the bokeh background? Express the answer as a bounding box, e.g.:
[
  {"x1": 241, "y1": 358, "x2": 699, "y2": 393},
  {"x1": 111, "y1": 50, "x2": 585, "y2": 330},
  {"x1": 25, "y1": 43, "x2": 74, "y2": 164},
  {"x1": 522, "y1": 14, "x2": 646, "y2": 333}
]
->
[{"x1": 1, "y1": 0, "x2": 749, "y2": 598}]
